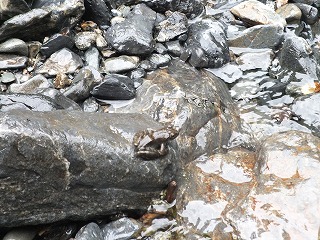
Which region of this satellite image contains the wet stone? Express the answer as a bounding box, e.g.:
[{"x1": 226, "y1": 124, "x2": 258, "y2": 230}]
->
[
  {"x1": 63, "y1": 67, "x2": 102, "y2": 102},
  {"x1": 155, "y1": 11, "x2": 188, "y2": 42},
  {"x1": 74, "y1": 31, "x2": 97, "y2": 51},
  {"x1": 276, "y1": 4, "x2": 302, "y2": 23},
  {"x1": 91, "y1": 74, "x2": 136, "y2": 100},
  {"x1": 8, "y1": 74, "x2": 51, "y2": 94},
  {"x1": 0, "y1": 54, "x2": 28, "y2": 69},
  {"x1": 105, "y1": 4, "x2": 156, "y2": 55},
  {"x1": 148, "y1": 54, "x2": 171, "y2": 68},
  {"x1": 0, "y1": 38, "x2": 28, "y2": 56},
  {"x1": 294, "y1": 3, "x2": 319, "y2": 25},
  {"x1": 0, "y1": 72, "x2": 16, "y2": 83},
  {"x1": 84, "y1": 47, "x2": 100, "y2": 70},
  {"x1": 0, "y1": 0, "x2": 30, "y2": 21},
  {"x1": 183, "y1": 19, "x2": 230, "y2": 68},
  {"x1": 37, "y1": 48, "x2": 83, "y2": 76},
  {"x1": 206, "y1": 63, "x2": 243, "y2": 84},
  {"x1": 102, "y1": 55, "x2": 139, "y2": 73},
  {"x1": 165, "y1": 40, "x2": 183, "y2": 57},
  {"x1": 230, "y1": 0, "x2": 287, "y2": 27},
  {"x1": 83, "y1": 0, "x2": 112, "y2": 26},
  {"x1": 40, "y1": 33, "x2": 74, "y2": 58},
  {"x1": 75, "y1": 222, "x2": 103, "y2": 240},
  {"x1": 101, "y1": 218, "x2": 142, "y2": 240},
  {"x1": 228, "y1": 24, "x2": 284, "y2": 49}
]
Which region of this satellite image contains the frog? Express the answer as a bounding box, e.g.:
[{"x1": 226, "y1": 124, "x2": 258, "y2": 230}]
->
[{"x1": 133, "y1": 126, "x2": 179, "y2": 160}]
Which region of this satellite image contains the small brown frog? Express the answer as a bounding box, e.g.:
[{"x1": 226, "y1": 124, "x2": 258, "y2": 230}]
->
[{"x1": 133, "y1": 126, "x2": 179, "y2": 160}]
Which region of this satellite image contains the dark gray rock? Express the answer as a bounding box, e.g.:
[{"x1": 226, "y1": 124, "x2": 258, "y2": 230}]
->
[
  {"x1": 102, "y1": 56, "x2": 139, "y2": 73},
  {"x1": 91, "y1": 74, "x2": 136, "y2": 100},
  {"x1": 101, "y1": 218, "x2": 142, "y2": 240},
  {"x1": 83, "y1": 0, "x2": 112, "y2": 26},
  {"x1": 0, "y1": 38, "x2": 28, "y2": 56},
  {"x1": 228, "y1": 24, "x2": 284, "y2": 49},
  {"x1": 148, "y1": 53, "x2": 171, "y2": 68},
  {"x1": 0, "y1": 0, "x2": 84, "y2": 42},
  {"x1": 0, "y1": 54, "x2": 28, "y2": 69},
  {"x1": 0, "y1": 110, "x2": 178, "y2": 227},
  {"x1": 155, "y1": 11, "x2": 188, "y2": 42},
  {"x1": 105, "y1": 4, "x2": 156, "y2": 55},
  {"x1": 165, "y1": 40, "x2": 183, "y2": 57},
  {"x1": 0, "y1": 0, "x2": 30, "y2": 21},
  {"x1": 294, "y1": 3, "x2": 319, "y2": 25},
  {"x1": 63, "y1": 67, "x2": 102, "y2": 102},
  {"x1": 37, "y1": 88, "x2": 82, "y2": 111},
  {"x1": 183, "y1": 19, "x2": 230, "y2": 68},
  {"x1": 37, "y1": 48, "x2": 83, "y2": 76},
  {"x1": 40, "y1": 33, "x2": 74, "y2": 58},
  {"x1": 75, "y1": 222, "x2": 103, "y2": 240},
  {"x1": 0, "y1": 93, "x2": 63, "y2": 111}
]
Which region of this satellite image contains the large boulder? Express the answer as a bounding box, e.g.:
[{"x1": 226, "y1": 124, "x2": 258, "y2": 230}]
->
[{"x1": 0, "y1": 110, "x2": 178, "y2": 227}]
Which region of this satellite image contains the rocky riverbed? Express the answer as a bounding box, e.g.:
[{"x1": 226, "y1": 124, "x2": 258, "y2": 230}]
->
[{"x1": 0, "y1": 0, "x2": 320, "y2": 239}]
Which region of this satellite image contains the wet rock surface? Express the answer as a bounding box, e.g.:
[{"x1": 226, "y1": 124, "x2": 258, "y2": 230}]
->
[{"x1": 0, "y1": 0, "x2": 319, "y2": 238}]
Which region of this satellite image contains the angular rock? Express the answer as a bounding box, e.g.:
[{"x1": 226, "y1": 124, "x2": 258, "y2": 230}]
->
[
  {"x1": 84, "y1": 47, "x2": 100, "y2": 70},
  {"x1": 53, "y1": 72, "x2": 72, "y2": 89},
  {"x1": 102, "y1": 55, "x2": 139, "y2": 73},
  {"x1": 114, "y1": 60, "x2": 246, "y2": 164},
  {"x1": 74, "y1": 31, "x2": 97, "y2": 51},
  {"x1": 228, "y1": 24, "x2": 284, "y2": 49},
  {"x1": 165, "y1": 40, "x2": 183, "y2": 57},
  {"x1": 101, "y1": 218, "x2": 142, "y2": 240},
  {"x1": 83, "y1": 0, "x2": 112, "y2": 26},
  {"x1": 63, "y1": 67, "x2": 102, "y2": 102},
  {"x1": 183, "y1": 19, "x2": 230, "y2": 68},
  {"x1": 37, "y1": 48, "x2": 83, "y2": 76},
  {"x1": 276, "y1": 4, "x2": 302, "y2": 23},
  {"x1": 0, "y1": 110, "x2": 178, "y2": 227},
  {"x1": 0, "y1": 54, "x2": 28, "y2": 69},
  {"x1": 82, "y1": 97, "x2": 100, "y2": 112},
  {"x1": 105, "y1": 4, "x2": 156, "y2": 55},
  {"x1": 230, "y1": 0, "x2": 287, "y2": 27},
  {"x1": 40, "y1": 33, "x2": 74, "y2": 58},
  {"x1": 0, "y1": 38, "x2": 28, "y2": 56},
  {"x1": 235, "y1": 50, "x2": 274, "y2": 71},
  {"x1": 91, "y1": 74, "x2": 135, "y2": 100},
  {"x1": 155, "y1": 11, "x2": 188, "y2": 42},
  {"x1": 0, "y1": 0, "x2": 84, "y2": 42},
  {"x1": 294, "y1": 3, "x2": 319, "y2": 25},
  {"x1": 291, "y1": 94, "x2": 320, "y2": 133},
  {"x1": 148, "y1": 54, "x2": 171, "y2": 68},
  {"x1": 8, "y1": 74, "x2": 51, "y2": 94},
  {"x1": 0, "y1": 93, "x2": 63, "y2": 111},
  {"x1": 75, "y1": 222, "x2": 103, "y2": 240},
  {"x1": 0, "y1": 0, "x2": 30, "y2": 21}
]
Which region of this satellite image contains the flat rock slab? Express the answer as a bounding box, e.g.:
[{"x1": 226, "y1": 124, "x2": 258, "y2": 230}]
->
[
  {"x1": 0, "y1": 54, "x2": 28, "y2": 69},
  {"x1": 0, "y1": 110, "x2": 178, "y2": 227}
]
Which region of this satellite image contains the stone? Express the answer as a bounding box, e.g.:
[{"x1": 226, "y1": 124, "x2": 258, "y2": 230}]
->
[
  {"x1": 228, "y1": 24, "x2": 284, "y2": 49},
  {"x1": 129, "y1": 68, "x2": 145, "y2": 79},
  {"x1": 148, "y1": 54, "x2": 171, "y2": 68},
  {"x1": 37, "y1": 48, "x2": 83, "y2": 76},
  {"x1": 91, "y1": 74, "x2": 136, "y2": 100},
  {"x1": 83, "y1": 0, "x2": 112, "y2": 26},
  {"x1": 27, "y1": 41, "x2": 42, "y2": 59},
  {"x1": 82, "y1": 97, "x2": 100, "y2": 112},
  {"x1": 75, "y1": 222, "x2": 103, "y2": 240},
  {"x1": 84, "y1": 47, "x2": 100, "y2": 70},
  {"x1": 8, "y1": 74, "x2": 51, "y2": 94},
  {"x1": 3, "y1": 227, "x2": 37, "y2": 240},
  {"x1": 0, "y1": 0, "x2": 30, "y2": 21},
  {"x1": 235, "y1": 50, "x2": 274, "y2": 71},
  {"x1": 0, "y1": 0, "x2": 85, "y2": 42},
  {"x1": 291, "y1": 94, "x2": 320, "y2": 133},
  {"x1": 155, "y1": 11, "x2": 188, "y2": 42},
  {"x1": 276, "y1": 4, "x2": 302, "y2": 23},
  {"x1": 102, "y1": 55, "x2": 139, "y2": 73},
  {"x1": 206, "y1": 63, "x2": 243, "y2": 84},
  {"x1": 101, "y1": 218, "x2": 142, "y2": 240},
  {"x1": 105, "y1": 4, "x2": 156, "y2": 55},
  {"x1": 40, "y1": 33, "x2": 74, "y2": 58},
  {"x1": 0, "y1": 38, "x2": 28, "y2": 56},
  {"x1": 294, "y1": 3, "x2": 319, "y2": 25},
  {"x1": 0, "y1": 110, "x2": 178, "y2": 227},
  {"x1": 230, "y1": 0, "x2": 287, "y2": 27},
  {"x1": 183, "y1": 19, "x2": 230, "y2": 68},
  {"x1": 0, "y1": 54, "x2": 28, "y2": 69},
  {"x1": 54, "y1": 72, "x2": 72, "y2": 89},
  {"x1": 0, "y1": 72, "x2": 16, "y2": 83},
  {"x1": 37, "y1": 88, "x2": 82, "y2": 111},
  {"x1": 74, "y1": 32, "x2": 97, "y2": 51},
  {"x1": 63, "y1": 67, "x2": 102, "y2": 102},
  {"x1": 165, "y1": 40, "x2": 183, "y2": 57},
  {"x1": 0, "y1": 93, "x2": 63, "y2": 111}
]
